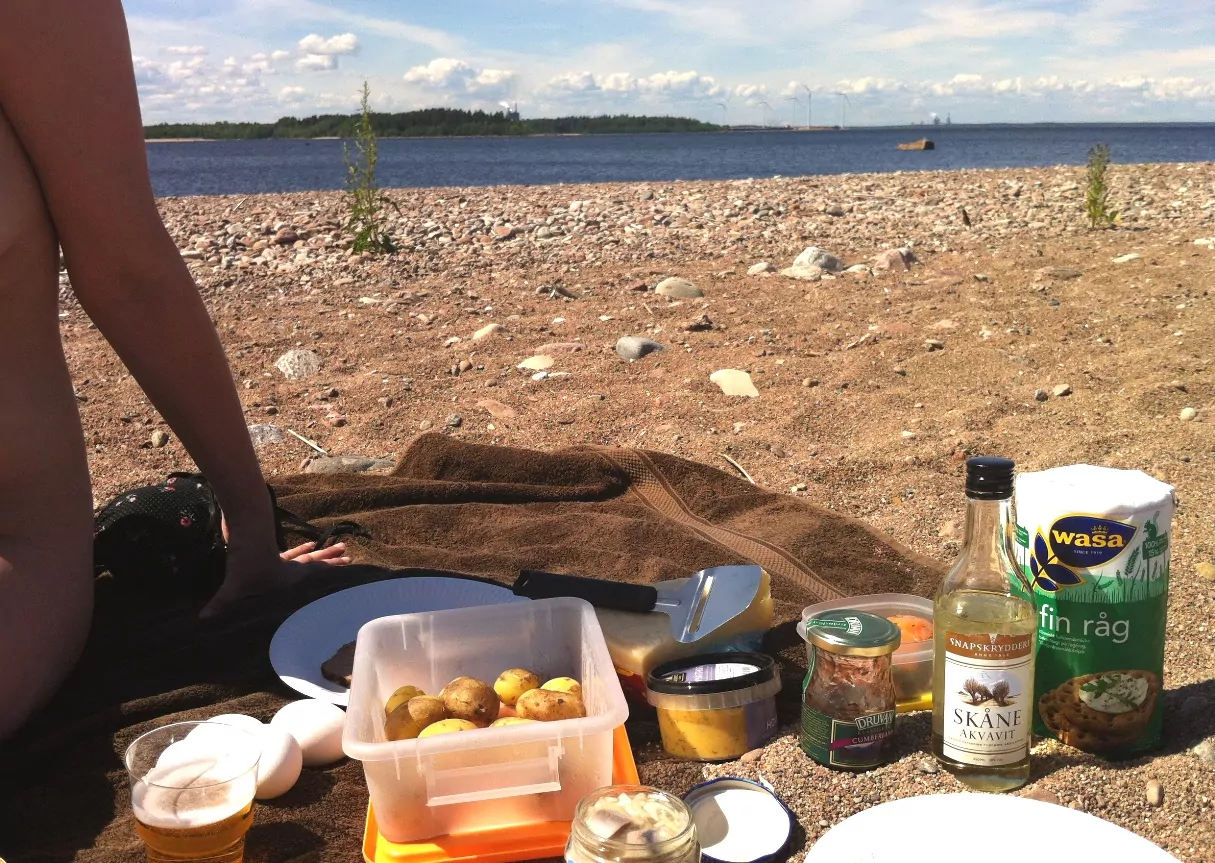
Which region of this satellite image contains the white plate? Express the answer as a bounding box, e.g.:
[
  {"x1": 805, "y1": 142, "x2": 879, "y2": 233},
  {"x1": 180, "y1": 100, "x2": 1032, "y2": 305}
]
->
[
  {"x1": 805, "y1": 793, "x2": 1179, "y2": 862},
  {"x1": 269, "y1": 577, "x2": 527, "y2": 705}
]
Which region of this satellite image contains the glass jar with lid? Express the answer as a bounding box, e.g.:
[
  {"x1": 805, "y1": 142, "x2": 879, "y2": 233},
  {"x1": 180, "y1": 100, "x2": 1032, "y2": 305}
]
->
[
  {"x1": 798, "y1": 609, "x2": 901, "y2": 771},
  {"x1": 566, "y1": 785, "x2": 700, "y2": 863}
]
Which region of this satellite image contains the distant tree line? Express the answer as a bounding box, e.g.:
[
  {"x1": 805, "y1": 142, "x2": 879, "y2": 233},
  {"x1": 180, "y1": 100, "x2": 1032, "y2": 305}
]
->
[{"x1": 144, "y1": 108, "x2": 721, "y2": 139}]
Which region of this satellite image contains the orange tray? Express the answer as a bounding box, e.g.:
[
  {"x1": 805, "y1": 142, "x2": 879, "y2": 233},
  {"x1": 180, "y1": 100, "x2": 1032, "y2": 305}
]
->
[{"x1": 363, "y1": 726, "x2": 639, "y2": 863}]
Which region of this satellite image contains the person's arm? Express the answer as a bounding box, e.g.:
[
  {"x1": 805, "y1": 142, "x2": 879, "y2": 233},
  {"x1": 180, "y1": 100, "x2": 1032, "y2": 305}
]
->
[{"x1": 0, "y1": 0, "x2": 342, "y2": 615}]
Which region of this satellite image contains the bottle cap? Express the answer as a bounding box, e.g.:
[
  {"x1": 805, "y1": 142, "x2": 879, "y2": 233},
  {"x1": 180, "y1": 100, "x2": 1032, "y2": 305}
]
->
[
  {"x1": 683, "y1": 777, "x2": 793, "y2": 863},
  {"x1": 799, "y1": 610, "x2": 901, "y2": 657},
  {"x1": 966, "y1": 456, "x2": 1015, "y2": 500}
]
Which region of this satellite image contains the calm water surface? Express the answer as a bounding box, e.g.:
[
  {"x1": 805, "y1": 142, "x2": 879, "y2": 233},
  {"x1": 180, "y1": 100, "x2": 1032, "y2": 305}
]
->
[{"x1": 146, "y1": 124, "x2": 1215, "y2": 197}]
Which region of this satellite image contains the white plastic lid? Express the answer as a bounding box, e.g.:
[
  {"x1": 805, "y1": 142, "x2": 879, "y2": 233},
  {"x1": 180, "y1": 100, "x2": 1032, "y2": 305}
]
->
[{"x1": 683, "y1": 778, "x2": 793, "y2": 863}]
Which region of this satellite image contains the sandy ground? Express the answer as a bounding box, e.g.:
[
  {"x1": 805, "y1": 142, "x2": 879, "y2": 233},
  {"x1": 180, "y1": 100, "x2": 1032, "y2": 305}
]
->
[{"x1": 59, "y1": 162, "x2": 1215, "y2": 860}]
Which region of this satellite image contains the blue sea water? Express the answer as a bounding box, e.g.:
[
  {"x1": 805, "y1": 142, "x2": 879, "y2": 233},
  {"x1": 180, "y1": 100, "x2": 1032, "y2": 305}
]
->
[{"x1": 146, "y1": 123, "x2": 1215, "y2": 198}]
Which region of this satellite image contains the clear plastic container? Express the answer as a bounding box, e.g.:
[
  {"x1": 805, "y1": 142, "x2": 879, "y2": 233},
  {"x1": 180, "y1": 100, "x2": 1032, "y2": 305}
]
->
[
  {"x1": 343, "y1": 598, "x2": 629, "y2": 843},
  {"x1": 799, "y1": 594, "x2": 934, "y2": 713},
  {"x1": 645, "y1": 653, "x2": 781, "y2": 762}
]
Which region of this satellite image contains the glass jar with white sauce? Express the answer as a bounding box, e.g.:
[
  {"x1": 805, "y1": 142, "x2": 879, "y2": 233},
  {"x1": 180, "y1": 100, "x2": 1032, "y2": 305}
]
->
[{"x1": 566, "y1": 785, "x2": 700, "y2": 863}]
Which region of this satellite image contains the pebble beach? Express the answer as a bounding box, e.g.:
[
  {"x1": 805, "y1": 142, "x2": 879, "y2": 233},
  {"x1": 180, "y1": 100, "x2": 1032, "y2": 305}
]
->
[{"x1": 60, "y1": 161, "x2": 1215, "y2": 861}]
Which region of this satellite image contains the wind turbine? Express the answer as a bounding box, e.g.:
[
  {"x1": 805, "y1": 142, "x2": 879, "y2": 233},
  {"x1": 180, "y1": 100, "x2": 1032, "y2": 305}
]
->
[
  {"x1": 757, "y1": 100, "x2": 772, "y2": 128},
  {"x1": 796, "y1": 82, "x2": 812, "y2": 127},
  {"x1": 834, "y1": 92, "x2": 851, "y2": 129},
  {"x1": 785, "y1": 95, "x2": 802, "y2": 127},
  {"x1": 715, "y1": 100, "x2": 730, "y2": 128}
]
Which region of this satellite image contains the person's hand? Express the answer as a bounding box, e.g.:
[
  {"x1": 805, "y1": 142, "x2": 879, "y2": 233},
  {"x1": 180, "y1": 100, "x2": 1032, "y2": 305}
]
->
[{"x1": 281, "y1": 540, "x2": 351, "y2": 565}]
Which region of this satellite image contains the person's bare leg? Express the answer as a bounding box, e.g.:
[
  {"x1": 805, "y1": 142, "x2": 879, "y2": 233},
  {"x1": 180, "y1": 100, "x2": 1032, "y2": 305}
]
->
[{"x1": 0, "y1": 106, "x2": 94, "y2": 740}]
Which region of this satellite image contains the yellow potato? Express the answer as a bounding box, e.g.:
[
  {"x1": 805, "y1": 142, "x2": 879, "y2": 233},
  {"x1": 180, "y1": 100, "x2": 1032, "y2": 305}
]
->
[
  {"x1": 494, "y1": 668, "x2": 542, "y2": 707},
  {"x1": 542, "y1": 677, "x2": 582, "y2": 698},
  {"x1": 490, "y1": 717, "x2": 539, "y2": 728},
  {"x1": 419, "y1": 718, "x2": 478, "y2": 738},
  {"x1": 384, "y1": 696, "x2": 447, "y2": 741},
  {"x1": 384, "y1": 685, "x2": 426, "y2": 716},
  {"x1": 440, "y1": 677, "x2": 500, "y2": 728},
  {"x1": 516, "y1": 687, "x2": 587, "y2": 722}
]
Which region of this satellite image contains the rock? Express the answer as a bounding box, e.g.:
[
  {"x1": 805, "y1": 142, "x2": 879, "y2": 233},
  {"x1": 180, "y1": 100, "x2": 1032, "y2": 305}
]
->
[
  {"x1": 792, "y1": 246, "x2": 844, "y2": 273},
  {"x1": 150, "y1": 430, "x2": 170, "y2": 448},
  {"x1": 1035, "y1": 266, "x2": 1083, "y2": 280},
  {"x1": 304, "y1": 456, "x2": 395, "y2": 475},
  {"x1": 892, "y1": 367, "x2": 906, "y2": 376},
  {"x1": 655, "y1": 277, "x2": 703, "y2": 299},
  {"x1": 791, "y1": 483, "x2": 807, "y2": 493},
  {"x1": 616, "y1": 336, "x2": 666, "y2": 361},
  {"x1": 378, "y1": 396, "x2": 393, "y2": 408},
  {"x1": 476, "y1": 399, "x2": 518, "y2": 420},
  {"x1": 1019, "y1": 787, "x2": 1061, "y2": 806},
  {"x1": 418, "y1": 419, "x2": 434, "y2": 432},
  {"x1": 273, "y1": 227, "x2": 298, "y2": 245},
  {"x1": 1197, "y1": 562, "x2": 1215, "y2": 582},
  {"x1": 492, "y1": 225, "x2": 517, "y2": 240},
  {"x1": 924, "y1": 339, "x2": 945, "y2": 351},
  {"x1": 747, "y1": 262, "x2": 774, "y2": 275},
  {"x1": 1193, "y1": 738, "x2": 1215, "y2": 763},
  {"x1": 710, "y1": 369, "x2": 759, "y2": 398},
  {"x1": 1180, "y1": 406, "x2": 1198, "y2": 421},
  {"x1": 535, "y1": 226, "x2": 552, "y2": 239},
  {"x1": 534, "y1": 342, "x2": 584, "y2": 354},
  {"x1": 1111, "y1": 253, "x2": 1141, "y2": 264},
  {"x1": 458, "y1": 359, "x2": 473, "y2": 373},
  {"x1": 917, "y1": 758, "x2": 939, "y2": 774},
  {"x1": 845, "y1": 264, "x2": 870, "y2": 274},
  {"x1": 802, "y1": 377, "x2": 820, "y2": 387},
  {"x1": 1034, "y1": 388, "x2": 1049, "y2": 402},
  {"x1": 518, "y1": 355, "x2": 555, "y2": 371},
  {"x1": 682, "y1": 314, "x2": 714, "y2": 332},
  {"x1": 275, "y1": 349, "x2": 322, "y2": 380},
  {"x1": 770, "y1": 445, "x2": 787, "y2": 458},
  {"x1": 472, "y1": 323, "x2": 504, "y2": 341},
  {"x1": 825, "y1": 204, "x2": 847, "y2": 217},
  {"x1": 869, "y1": 250, "x2": 908, "y2": 269},
  {"x1": 1145, "y1": 779, "x2": 1164, "y2": 807},
  {"x1": 896, "y1": 138, "x2": 935, "y2": 151},
  {"x1": 445, "y1": 413, "x2": 463, "y2": 429},
  {"x1": 326, "y1": 415, "x2": 347, "y2": 428},
  {"x1": 780, "y1": 264, "x2": 823, "y2": 281},
  {"x1": 1053, "y1": 383, "x2": 1073, "y2": 397},
  {"x1": 930, "y1": 319, "x2": 958, "y2": 331},
  {"x1": 938, "y1": 520, "x2": 961, "y2": 542},
  {"x1": 740, "y1": 748, "x2": 764, "y2": 764},
  {"x1": 247, "y1": 423, "x2": 284, "y2": 448}
]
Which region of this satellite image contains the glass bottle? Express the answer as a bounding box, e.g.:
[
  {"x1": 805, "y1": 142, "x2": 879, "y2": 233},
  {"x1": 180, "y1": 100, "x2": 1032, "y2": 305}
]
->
[{"x1": 931, "y1": 456, "x2": 1036, "y2": 792}]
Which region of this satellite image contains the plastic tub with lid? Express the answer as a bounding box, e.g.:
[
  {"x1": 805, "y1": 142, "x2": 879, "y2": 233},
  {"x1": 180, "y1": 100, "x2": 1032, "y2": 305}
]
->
[
  {"x1": 799, "y1": 594, "x2": 934, "y2": 713},
  {"x1": 646, "y1": 653, "x2": 781, "y2": 762},
  {"x1": 343, "y1": 597, "x2": 629, "y2": 843}
]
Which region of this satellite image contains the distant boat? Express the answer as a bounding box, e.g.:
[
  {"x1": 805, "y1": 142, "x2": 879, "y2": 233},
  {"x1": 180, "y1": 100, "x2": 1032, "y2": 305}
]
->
[{"x1": 897, "y1": 138, "x2": 936, "y2": 151}]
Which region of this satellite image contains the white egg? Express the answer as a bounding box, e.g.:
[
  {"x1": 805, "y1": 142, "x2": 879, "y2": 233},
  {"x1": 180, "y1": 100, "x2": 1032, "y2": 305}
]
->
[
  {"x1": 270, "y1": 699, "x2": 346, "y2": 767},
  {"x1": 206, "y1": 714, "x2": 267, "y2": 735},
  {"x1": 255, "y1": 726, "x2": 303, "y2": 800}
]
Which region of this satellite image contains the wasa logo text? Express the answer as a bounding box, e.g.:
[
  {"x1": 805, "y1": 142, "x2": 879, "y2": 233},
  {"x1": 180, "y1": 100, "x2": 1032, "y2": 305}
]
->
[{"x1": 1030, "y1": 515, "x2": 1137, "y2": 593}]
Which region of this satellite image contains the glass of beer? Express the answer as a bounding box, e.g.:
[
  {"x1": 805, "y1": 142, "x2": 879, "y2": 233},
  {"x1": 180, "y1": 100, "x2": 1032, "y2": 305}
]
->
[{"x1": 124, "y1": 721, "x2": 261, "y2": 863}]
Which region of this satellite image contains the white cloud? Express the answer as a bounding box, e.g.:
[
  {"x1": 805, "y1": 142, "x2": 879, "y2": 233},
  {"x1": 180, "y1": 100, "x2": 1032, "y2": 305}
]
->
[
  {"x1": 543, "y1": 69, "x2": 724, "y2": 101},
  {"x1": 733, "y1": 84, "x2": 768, "y2": 103},
  {"x1": 404, "y1": 58, "x2": 517, "y2": 97},
  {"x1": 165, "y1": 45, "x2": 207, "y2": 56},
  {"x1": 271, "y1": 50, "x2": 292, "y2": 62},
  {"x1": 279, "y1": 86, "x2": 307, "y2": 102},
  {"x1": 297, "y1": 33, "x2": 360, "y2": 56},
  {"x1": 297, "y1": 54, "x2": 337, "y2": 72}
]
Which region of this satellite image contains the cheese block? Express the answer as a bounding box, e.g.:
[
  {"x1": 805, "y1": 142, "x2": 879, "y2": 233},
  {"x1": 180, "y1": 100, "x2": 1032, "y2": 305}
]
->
[{"x1": 596, "y1": 570, "x2": 773, "y2": 700}]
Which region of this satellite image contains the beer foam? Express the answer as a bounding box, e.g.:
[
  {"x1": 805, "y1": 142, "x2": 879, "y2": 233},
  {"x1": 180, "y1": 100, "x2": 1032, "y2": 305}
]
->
[{"x1": 132, "y1": 760, "x2": 254, "y2": 829}]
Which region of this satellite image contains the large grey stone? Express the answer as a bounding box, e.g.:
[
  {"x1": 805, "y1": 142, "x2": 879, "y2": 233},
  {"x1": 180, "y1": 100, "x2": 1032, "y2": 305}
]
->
[
  {"x1": 304, "y1": 455, "x2": 396, "y2": 475},
  {"x1": 655, "y1": 277, "x2": 704, "y2": 299},
  {"x1": 248, "y1": 423, "x2": 284, "y2": 447},
  {"x1": 792, "y1": 246, "x2": 844, "y2": 272},
  {"x1": 615, "y1": 336, "x2": 666, "y2": 361},
  {"x1": 275, "y1": 349, "x2": 322, "y2": 380}
]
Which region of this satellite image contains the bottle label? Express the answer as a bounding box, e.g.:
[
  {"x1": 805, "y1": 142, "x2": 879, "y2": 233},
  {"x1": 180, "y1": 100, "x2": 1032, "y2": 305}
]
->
[{"x1": 941, "y1": 632, "x2": 1034, "y2": 766}]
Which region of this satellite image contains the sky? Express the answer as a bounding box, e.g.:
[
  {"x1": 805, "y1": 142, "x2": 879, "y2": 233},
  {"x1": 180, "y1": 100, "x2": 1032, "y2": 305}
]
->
[{"x1": 126, "y1": 0, "x2": 1215, "y2": 126}]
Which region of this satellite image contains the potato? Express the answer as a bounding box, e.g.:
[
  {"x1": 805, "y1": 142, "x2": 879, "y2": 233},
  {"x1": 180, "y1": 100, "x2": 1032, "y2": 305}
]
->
[
  {"x1": 494, "y1": 668, "x2": 542, "y2": 707},
  {"x1": 419, "y1": 718, "x2": 478, "y2": 738},
  {"x1": 541, "y1": 677, "x2": 582, "y2": 698},
  {"x1": 440, "y1": 677, "x2": 500, "y2": 727},
  {"x1": 498, "y1": 704, "x2": 518, "y2": 719},
  {"x1": 516, "y1": 687, "x2": 587, "y2": 722},
  {"x1": 384, "y1": 696, "x2": 447, "y2": 741},
  {"x1": 490, "y1": 717, "x2": 539, "y2": 728},
  {"x1": 384, "y1": 685, "x2": 426, "y2": 717}
]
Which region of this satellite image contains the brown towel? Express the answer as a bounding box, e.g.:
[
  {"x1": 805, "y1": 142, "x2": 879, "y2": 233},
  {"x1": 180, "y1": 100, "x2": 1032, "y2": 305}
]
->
[{"x1": 0, "y1": 435, "x2": 943, "y2": 862}]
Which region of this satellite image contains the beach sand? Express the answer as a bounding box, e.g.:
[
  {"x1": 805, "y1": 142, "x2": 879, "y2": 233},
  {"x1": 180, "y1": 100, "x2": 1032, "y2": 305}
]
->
[{"x1": 59, "y1": 163, "x2": 1215, "y2": 860}]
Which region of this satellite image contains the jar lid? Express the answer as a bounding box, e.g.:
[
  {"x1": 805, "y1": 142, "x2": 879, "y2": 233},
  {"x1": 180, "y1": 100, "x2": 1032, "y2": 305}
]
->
[
  {"x1": 647, "y1": 653, "x2": 776, "y2": 696},
  {"x1": 683, "y1": 778, "x2": 793, "y2": 863},
  {"x1": 803, "y1": 610, "x2": 901, "y2": 657}
]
